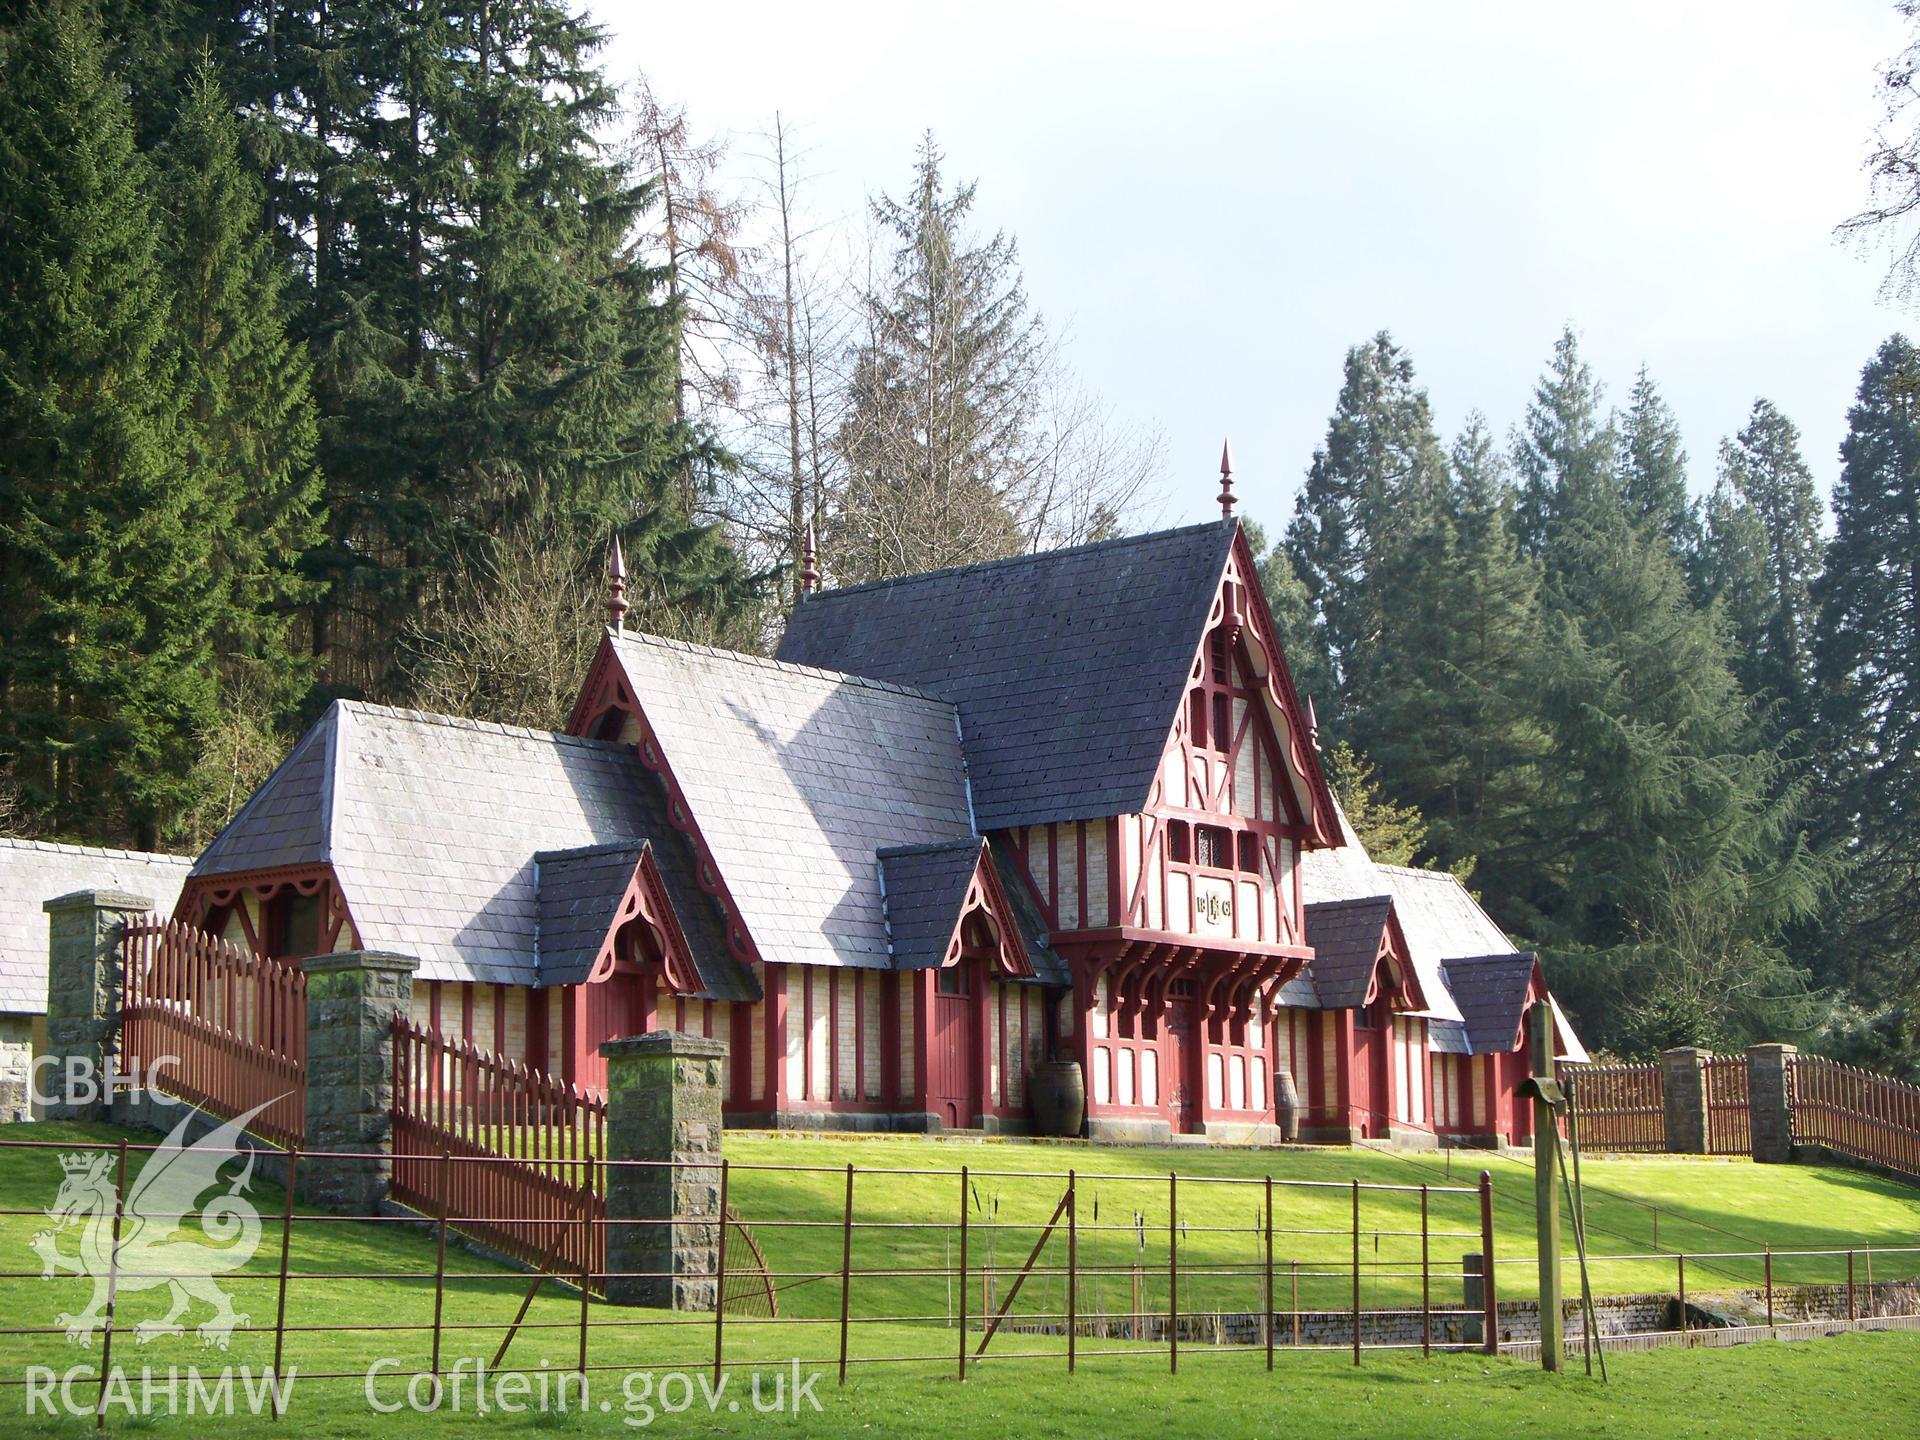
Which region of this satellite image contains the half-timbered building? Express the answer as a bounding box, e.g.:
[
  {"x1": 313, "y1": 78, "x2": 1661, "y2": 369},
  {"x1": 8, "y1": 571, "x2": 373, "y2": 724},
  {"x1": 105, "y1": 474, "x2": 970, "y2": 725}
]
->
[{"x1": 174, "y1": 506, "x2": 1582, "y2": 1146}]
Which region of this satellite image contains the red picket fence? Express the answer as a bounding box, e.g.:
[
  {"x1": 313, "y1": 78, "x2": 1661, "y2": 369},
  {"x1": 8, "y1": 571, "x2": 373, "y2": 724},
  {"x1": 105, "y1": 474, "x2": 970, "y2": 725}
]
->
[
  {"x1": 1792, "y1": 1055, "x2": 1920, "y2": 1180},
  {"x1": 389, "y1": 1018, "x2": 607, "y2": 1291},
  {"x1": 118, "y1": 915, "x2": 306, "y2": 1149},
  {"x1": 1704, "y1": 1055, "x2": 1751, "y2": 1155},
  {"x1": 1566, "y1": 1063, "x2": 1665, "y2": 1152}
]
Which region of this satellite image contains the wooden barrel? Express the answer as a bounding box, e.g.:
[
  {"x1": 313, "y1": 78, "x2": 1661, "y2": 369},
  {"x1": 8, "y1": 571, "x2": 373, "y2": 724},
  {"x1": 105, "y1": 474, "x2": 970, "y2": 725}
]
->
[
  {"x1": 1031, "y1": 1059, "x2": 1086, "y2": 1137},
  {"x1": 1274, "y1": 1069, "x2": 1301, "y2": 1142}
]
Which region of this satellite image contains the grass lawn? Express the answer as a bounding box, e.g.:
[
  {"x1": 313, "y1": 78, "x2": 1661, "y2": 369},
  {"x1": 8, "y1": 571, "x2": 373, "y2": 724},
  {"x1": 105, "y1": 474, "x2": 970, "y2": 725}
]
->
[{"x1": 0, "y1": 1121, "x2": 1916, "y2": 1436}]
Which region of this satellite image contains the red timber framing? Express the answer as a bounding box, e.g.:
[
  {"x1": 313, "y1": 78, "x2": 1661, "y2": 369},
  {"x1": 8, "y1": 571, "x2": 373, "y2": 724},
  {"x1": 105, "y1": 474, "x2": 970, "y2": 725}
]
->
[
  {"x1": 999, "y1": 533, "x2": 1333, "y2": 1139},
  {"x1": 174, "y1": 864, "x2": 358, "y2": 963}
]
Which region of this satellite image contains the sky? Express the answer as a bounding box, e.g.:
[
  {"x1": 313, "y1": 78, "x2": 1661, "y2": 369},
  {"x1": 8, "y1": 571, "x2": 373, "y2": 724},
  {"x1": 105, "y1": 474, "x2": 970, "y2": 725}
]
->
[{"x1": 596, "y1": 1, "x2": 1915, "y2": 532}]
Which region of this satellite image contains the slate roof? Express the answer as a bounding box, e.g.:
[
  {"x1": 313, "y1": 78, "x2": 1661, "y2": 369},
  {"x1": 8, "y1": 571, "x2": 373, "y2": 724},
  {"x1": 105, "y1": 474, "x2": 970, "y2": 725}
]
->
[
  {"x1": 0, "y1": 840, "x2": 194, "y2": 1014},
  {"x1": 988, "y1": 844, "x2": 1070, "y2": 987},
  {"x1": 775, "y1": 522, "x2": 1238, "y2": 832},
  {"x1": 1440, "y1": 953, "x2": 1542, "y2": 1055},
  {"x1": 606, "y1": 633, "x2": 976, "y2": 970},
  {"x1": 1301, "y1": 897, "x2": 1394, "y2": 1010},
  {"x1": 190, "y1": 702, "x2": 754, "y2": 999},
  {"x1": 535, "y1": 843, "x2": 648, "y2": 988},
  {"x1": 879, "y1": 841, "x2": 983, "y2": 970}
]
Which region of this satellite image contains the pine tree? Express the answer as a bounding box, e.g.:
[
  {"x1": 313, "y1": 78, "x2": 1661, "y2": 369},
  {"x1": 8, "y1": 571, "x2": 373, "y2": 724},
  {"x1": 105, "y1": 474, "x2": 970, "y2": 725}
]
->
[
  {"x1": 1697, "y1": 473, "x2": 1773, "y2": 705},
  {"x1": 1812, "y1": 336, "x2": 1920, "y2": 1007},
  {"x1": 1617, "y1": 366, "x2": 1698, "y2": 556},
  {"x1": 1284, "y1": 332, "x2": 1449, "y2": 711},
  {"x1": 1511, "y1": 326, "x2": 1616, "y2": 556},
  {"x1": 0, "y1": 3, "x2": 221, "y2": 845}
]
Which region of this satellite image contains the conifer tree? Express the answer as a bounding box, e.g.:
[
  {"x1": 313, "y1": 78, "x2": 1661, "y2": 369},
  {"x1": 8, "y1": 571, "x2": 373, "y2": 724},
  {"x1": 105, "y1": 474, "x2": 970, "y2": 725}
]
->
[
  {"x1": 1511, "y1": 326, "x2": 1616, "y2": 556},
  {"x1": 1717, "y1": 398, "x2": 1824, "y2": 736},
  {"x1": 1284, "y1": 332, "x2": 1449, "y2": 712},
  {"x1": 1812, "y1": 336, "x2": 1920, "y2": 1006},
  {"x1": 1242, "y1": 518, "x2": 1334, "y2": 715},
  {"x1": 0, "y1": 3, "x2": 220, "y2": 845},
  {"x1": 1617, "y1": 366, "x2": 1698, "y2": 556},
  {"x1": 159, "y1": 62, "x2": 324, "y2": 725},
  {"x1": 1697, "y1": 473, "x2": 1773, "y2": 707}
]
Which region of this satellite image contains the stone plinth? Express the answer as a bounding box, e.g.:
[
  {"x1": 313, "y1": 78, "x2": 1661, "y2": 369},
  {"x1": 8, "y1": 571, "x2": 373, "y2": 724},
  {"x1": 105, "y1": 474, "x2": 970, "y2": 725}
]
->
[
  {"x1": 1746, "y1": 1043, "x2": 1798, "y2": 1164},
  {"x1": 301, "y1": 952, "x2": 416, "y2": 1213},
  {"x1": 42, "y1": 890, "x2": 150, "y2": 1121},
  {"x1": 601, "y1": 1031, "x2": 727, "y2": 1310},
  {"x1": 1661, "y1": 1047, "x2": 1710, "y2": 1155}
]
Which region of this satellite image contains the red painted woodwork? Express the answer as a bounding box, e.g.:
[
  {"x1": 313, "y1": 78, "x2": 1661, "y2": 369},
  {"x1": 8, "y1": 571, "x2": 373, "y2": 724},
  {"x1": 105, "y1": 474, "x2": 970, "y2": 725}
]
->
[
  {"x1": 930, "y1": 963, "x2": 977, "y2": 1128},
  {"x1": 1163, "y1": 996, "x2": 1198, "y2": 1132}
]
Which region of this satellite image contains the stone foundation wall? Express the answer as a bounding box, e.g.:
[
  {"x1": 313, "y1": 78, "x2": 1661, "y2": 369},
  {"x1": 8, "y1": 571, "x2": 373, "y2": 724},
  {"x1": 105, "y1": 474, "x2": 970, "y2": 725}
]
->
[{"x1": 0, "y1": 1014, "x2": 35, "y2": 1122}]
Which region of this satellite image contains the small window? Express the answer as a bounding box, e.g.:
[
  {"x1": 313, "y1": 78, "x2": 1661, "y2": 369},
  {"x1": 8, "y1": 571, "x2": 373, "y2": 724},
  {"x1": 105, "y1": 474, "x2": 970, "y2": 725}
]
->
[
  {"x1": 1210, "y1": 630, "x2": 1229, "y2": 684},
  {"x1": 1238, "y1": 832, "x2": 1259, "y2": 873},
  {"x1": 1188, "y1": 689, "x2": 1207, "y2": 748},
  {"x1": 1212, "y1": 692, "x2": 1230, "y2": 750},
  {"x1": 1195, "y1": 825, "x2": 1231, "y2": 869},
  {"x1": 1168, "y1": 821, "x2": 1191, "y2": 864},
  {"x1": 937, "y1": 966, "x2": 969, "y2": 996},
  {"x1": 275, "y1": 892, "x2": 322, "y2": 959}
]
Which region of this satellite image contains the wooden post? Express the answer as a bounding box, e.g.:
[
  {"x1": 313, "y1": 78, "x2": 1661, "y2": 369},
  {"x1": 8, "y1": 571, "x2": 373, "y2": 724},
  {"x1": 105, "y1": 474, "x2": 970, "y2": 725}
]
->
[
  {"x1": 94, "y1": 1141, "x2": 129, "y2": 1430},
  {"x1": 1528, "y1": 1002, "x2": 1563, "y2": 1372},
  {"x1": 1764, "y1": 1243, "x2": 1773, "y2": 1329},
  {"x1": 1263, "y1": 1175, "x2": 1275, "y2": 1371},
  {"x1": 1420, "y1": 1183, "x2": 1431, "y2": 1358},
  {"x1": 957, "y1": 1165, "x2": 969, "y2": 1382},
  {"x1": 713, "y1": 1159, "x2": 730, "y2": 1389},
  {"x1": 1350, "y1": 1179, "x2": 1362, "y2": 1366},
  {"x1": 1848, "y1": 1250, "x2": 1857, "y2": 1321},
  {"x1": 430, "y1": 1148, "x2": 450, "y2": 1379},
  {"x1": 838, "y1": 1164, "x2": 854, "y2": 1385},
  {"x1": 1678, "y1": 1253, "x2": 1688, "y2": 1342},
  {"x1": 1067, "y1": 1169, "x2": 1078, "y2": 1374},
  {"x1": 1168, "y1": 1173, "x2": 1179, "y2": 1374},
  {"x1": 1291, "y1": 1259, "x2": 1301, "y2": 1347},
  {"x1": 271, "y1": 1148, "x2": 299, "y2": 1420},
  {"x1": 1479, "y1": 1173, "x2": 1498, "y2": 1356},
  {"x1": 577, "y1": 1156, "x2": 593, "y2": 1379}
]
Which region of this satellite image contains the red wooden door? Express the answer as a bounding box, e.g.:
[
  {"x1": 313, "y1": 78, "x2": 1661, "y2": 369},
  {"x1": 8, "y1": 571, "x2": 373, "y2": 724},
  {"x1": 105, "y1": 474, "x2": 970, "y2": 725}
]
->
[
  {"x1": 1164, "y1": 999, "x2": 1199, "y2": 1133},
  {"x1": 1352, "y1": 1014, "x2": 1382, "y2": 1138},
  {"x1": 930, "y1": 965, "x2": 976, "y2": 1128}
]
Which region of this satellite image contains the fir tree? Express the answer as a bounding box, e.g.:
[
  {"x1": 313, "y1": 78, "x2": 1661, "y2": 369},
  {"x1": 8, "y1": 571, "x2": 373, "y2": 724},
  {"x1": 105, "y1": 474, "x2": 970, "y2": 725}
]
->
[
  {"x1": 158, "y1": 62, "x2": 324, "y2": 725},
  {"x1": 1812, "y1": 337, "x2": 1920, "y2": 1007},
  {"x1": 1697, "y1": 472, "x2": 1773, "y2": 706},
  {"x1": 1511, "y1": 326, "x2": 1616, "y2": 556},
  {"x1": 1617, "y1": 365, "x2": 1697, "y2": 556},
  {"x1": 1284, "y1": 332, "x2": 1449, "y2": 711},
  {"x1": 0, "y1": 3, "x2": 220, "y2": 845},
  {"x1": 1718, "y1": 398, "x2": 1824, "y2": 737}
]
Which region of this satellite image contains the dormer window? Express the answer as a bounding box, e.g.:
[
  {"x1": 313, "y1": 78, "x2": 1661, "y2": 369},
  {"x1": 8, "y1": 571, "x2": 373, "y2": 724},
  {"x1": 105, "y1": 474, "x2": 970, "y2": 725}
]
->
[
  {"x1": 1168, "y1": 820, "x2": 1191, "y2": 863},
  {"x1": 1195, "y1": 824, "x2": 1230, "y2": 869}
]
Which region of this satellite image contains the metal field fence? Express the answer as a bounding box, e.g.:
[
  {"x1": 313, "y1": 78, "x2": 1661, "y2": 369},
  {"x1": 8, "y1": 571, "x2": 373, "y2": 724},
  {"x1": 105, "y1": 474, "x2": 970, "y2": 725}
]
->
[{"x1": 2, "y1": 1137, "x2": 1919, "y2": 1426}]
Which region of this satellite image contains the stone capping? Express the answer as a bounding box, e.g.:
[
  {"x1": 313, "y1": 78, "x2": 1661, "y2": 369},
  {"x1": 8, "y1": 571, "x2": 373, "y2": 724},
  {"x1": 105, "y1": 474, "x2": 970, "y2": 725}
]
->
[
  {"x1": 600, "y1": 1030, "x2": 728, "y2": 1060},
  {"x1": 43, "y1": 888, "x2": 153, "y2": 915},
  {"x1": 302, "y1": 950, "x2": 419, "y2": 976}
]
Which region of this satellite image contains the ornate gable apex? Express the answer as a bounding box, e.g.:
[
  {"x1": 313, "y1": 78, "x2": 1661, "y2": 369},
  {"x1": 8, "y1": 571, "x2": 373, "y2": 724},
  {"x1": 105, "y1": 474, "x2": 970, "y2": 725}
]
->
[{"x1": 1147, "y1": 525, "x2": 1340, "y2": 846}]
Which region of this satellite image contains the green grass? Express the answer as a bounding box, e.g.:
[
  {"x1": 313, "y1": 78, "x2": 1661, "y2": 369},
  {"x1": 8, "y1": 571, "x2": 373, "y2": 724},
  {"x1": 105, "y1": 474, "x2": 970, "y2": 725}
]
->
[{"x1": 0, "y1": 1121, "x2": 1917, "y2": 1436}]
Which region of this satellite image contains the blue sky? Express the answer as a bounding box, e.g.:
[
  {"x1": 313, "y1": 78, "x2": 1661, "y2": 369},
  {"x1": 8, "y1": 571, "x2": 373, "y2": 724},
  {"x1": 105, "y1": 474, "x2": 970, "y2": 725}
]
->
[{"x1": 598, "y1": 2, "x2": 1912, "y2": 531}]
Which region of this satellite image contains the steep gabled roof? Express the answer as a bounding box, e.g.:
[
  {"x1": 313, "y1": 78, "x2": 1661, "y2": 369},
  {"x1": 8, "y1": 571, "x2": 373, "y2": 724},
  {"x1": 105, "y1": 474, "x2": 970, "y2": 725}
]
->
[
  {"x1": 189, "y1": 701, "x2": 754, "y2": 999},
  {"x1": 0, "y1": 839, "x2": 194, "y2": 1015},
  {"x1": 879, "y1": 841, "x2": 987, "y2": 969},
  {"x1": 1440, "y1": 953, "x2": 1543, "y2": 1055},
  {"x1": 775, "y1": 523, "x2": 1238, "y2": 831},
  {"x1": 1301, "y1": 896, "x2": 1396, "y2": 1010},
  {"x1": 603, "y1": 633, "x2": 976, "y2": 970}
]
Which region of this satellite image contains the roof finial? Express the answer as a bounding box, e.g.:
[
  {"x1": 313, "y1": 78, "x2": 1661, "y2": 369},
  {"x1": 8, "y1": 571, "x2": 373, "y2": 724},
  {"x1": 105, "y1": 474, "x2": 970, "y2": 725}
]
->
[
  {"x1": 605, "y1": 533, "x2": 629, "y2": 630},
  {"x1": 1218, "y1": 438, "x2": 1236, "y2": 519},
  {"x1": 1305, "y1": 694, "x2": 1321, "y2": 751},
  {"x1": 800, "y1": 519, "x2": 820, "y2": 596}
]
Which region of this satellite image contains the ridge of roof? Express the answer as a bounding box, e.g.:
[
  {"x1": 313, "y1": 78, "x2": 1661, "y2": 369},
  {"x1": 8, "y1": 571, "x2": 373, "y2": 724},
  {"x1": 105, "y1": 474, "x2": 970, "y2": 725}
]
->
[
  {"x1": 0, "y1": 837, "x2": 193, "y2": 865},
  {"x1": 806, "y1": 520, "x2": 1230, "y2": 603},
  {"x1": 533, "y1": 839, "x2": 650, "y2": 863},
  {"x1": 1306, "y1": 893, "x2": 1396, "y2": 911},
  {"x1": 608, "y1": 629, "x2": 954, "y2": 709},
  {"x1": 878, "y1": 838, "x2": 983, "y2": 860},
  {"x1": 332, "y1": 698, "x2": 638, "y2": 752}
]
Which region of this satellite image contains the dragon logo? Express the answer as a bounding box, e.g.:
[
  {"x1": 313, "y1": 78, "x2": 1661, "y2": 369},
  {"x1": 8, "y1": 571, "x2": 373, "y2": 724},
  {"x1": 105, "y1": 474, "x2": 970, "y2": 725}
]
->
[{"x1": 31, "y1": 1101, "x2": 277, "y2": 1349}]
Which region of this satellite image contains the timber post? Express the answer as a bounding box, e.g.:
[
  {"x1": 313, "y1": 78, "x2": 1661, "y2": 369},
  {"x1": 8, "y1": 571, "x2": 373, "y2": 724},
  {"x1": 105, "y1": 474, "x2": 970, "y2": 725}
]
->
[
  {"x1": 41, "y1": 890, "x2": 150, "y2": 1122},
  {"x1": 1746, "y1": 1043, "x2": 1797, "y2": 1164},
  {"x1": 601, "y1": 1030, "x2": 727, "y2": 1309},
  {"x1": 300, "y1": 951, "x2": 417, "y2": 1213},
  {"x1": 1661, "y1": 1046, "x2": 1710, "y2": 1155},
  {"x1": 1527, "y1": 1001, "x2": 1564, "y2": 1372}
]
